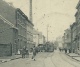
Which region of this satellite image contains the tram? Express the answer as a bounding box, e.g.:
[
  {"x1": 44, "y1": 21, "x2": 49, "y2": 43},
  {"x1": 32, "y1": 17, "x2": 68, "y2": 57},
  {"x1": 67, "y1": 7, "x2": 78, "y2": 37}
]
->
[{"x1": 44, "y1": 42, "x2": 54, "y2": 52}]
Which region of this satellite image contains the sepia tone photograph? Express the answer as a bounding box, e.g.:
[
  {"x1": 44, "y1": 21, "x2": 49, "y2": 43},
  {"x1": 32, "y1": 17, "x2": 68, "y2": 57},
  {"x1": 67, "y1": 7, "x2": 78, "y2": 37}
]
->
[{"x1": 0, "y1": 0, "x2": 80, "y2": 67}]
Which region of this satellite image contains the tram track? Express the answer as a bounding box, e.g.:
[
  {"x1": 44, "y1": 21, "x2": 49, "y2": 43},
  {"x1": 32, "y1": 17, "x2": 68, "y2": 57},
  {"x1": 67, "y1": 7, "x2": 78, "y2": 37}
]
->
[
  {"x1": 42, "y1": 52, "x2": 52, "y2": 67},
  {"x1": 43, "y1": 52, "x2": 55, "y2": 67},
  {"x1": 50, "y1": 57, "x2": 58, "y2": 67},
  {"x1": 50, "y1": 51, "x2": 77, "y2": 67},
  {"x1": 42, "y1": 51, "x2": 80, "y2": 67},
  {"x1": 59, "y1": 52, "x2": 79, "y2": 67},
  {"x1": 50, "y1": 53, "x2": 61, "y2": 67},
  {"x1": 44, "y1": 52, "x2": 60, "y2": 67}
]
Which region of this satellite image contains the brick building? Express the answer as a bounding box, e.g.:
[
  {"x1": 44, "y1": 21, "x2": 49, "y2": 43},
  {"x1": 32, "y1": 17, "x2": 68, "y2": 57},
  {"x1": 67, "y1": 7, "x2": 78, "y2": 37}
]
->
[
  {"x1": 0, "y1": 15, "x2": 18, "y2": 56},
  {"x1": 0, "y1": 0, "x2": 33, "y2": 56},
  {"x1": 26, "y1": 18, "x2": 33, "y2": 50},
  {"x1": 0, "y1": 0, "x2": 18, "y2": 56},
  {"x1": 16, "y1": 8, "x2": 34, "y2": 51},
  {"x1": 16, "y1": 9, "x2": 27, "y2": 52}
]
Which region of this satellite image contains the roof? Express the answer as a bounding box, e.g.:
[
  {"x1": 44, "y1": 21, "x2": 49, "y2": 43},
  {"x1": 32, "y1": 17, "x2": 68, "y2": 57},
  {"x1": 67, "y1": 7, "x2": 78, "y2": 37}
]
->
[
  {"x1": 0, "y1": 0, "x2": 34, "y2": 26},
  {"x1": 16, "y1": 8, "x2": 34, "y2": 26},
  {"x1": 0, "y1": 0, "x2": 16, "y2": 25},
  {"x1": 76, "y1": 0, "x2": 80, "y2": 9},
  {"x1": 0, "y1": 14, "x2": 18, "y2": 29},
  {"x1": 70, "y1": 22, "x2": 77, "y2": 29}
]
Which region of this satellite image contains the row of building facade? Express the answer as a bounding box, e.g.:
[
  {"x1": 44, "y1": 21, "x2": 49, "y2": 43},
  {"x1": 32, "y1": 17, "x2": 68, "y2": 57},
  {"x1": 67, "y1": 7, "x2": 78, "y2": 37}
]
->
[
  {"x1": 33, "y1": 29, "x2": 46, "y2": 47},
  {"x1": 0, "y1": 0, "x2": 45, "y2": 56},
  {"x1": 62, "y1": 0, "x2": 80, "y2": 54}
]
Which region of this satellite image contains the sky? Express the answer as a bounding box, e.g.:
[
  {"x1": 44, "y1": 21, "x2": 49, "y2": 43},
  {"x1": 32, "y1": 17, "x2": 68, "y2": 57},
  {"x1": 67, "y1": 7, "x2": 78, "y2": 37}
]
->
[{"x1": 5, "y1": 0, "x2": 79, "y2": 41}]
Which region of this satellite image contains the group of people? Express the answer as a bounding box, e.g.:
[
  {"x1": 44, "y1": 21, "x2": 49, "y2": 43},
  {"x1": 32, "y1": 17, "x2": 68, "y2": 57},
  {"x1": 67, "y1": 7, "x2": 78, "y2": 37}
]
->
[
  {"x1": 21, "y1": 46, "x2": 29, "y2": 58},
  {"x1": 21, "y1": 46, "x2": 37, "y2": 61},
  {"x1": 59, "y1": 48, "x2": 71, "y2": 53}
]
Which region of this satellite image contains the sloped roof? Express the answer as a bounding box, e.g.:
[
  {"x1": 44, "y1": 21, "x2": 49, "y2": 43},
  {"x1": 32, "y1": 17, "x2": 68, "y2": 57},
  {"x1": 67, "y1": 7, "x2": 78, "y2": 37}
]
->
[
  {"x1": 16, "y1": 8, "x2": 34, "y2": 26},
  {"x1": 0, "y1": 0, "x2": 16, "y2": 25}
]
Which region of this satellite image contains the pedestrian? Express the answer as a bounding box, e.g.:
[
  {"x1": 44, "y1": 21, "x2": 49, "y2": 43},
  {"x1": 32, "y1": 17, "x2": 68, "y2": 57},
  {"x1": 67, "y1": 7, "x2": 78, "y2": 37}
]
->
[
  {"x1": 65, "y1": 49, "x2": 67, "y2": 53},
  {"x1": 36, "y1": 47, "x2": 38, "y2": 54},
  {"x1": 25, "y1": 47, "x2": 29, "y2": 58},
  {"x1": 22, "y1": 46, "x2": 26, "y2": 58},
  {"x1": 32, "y1": 46, "x2": 36, "y2": 61}
]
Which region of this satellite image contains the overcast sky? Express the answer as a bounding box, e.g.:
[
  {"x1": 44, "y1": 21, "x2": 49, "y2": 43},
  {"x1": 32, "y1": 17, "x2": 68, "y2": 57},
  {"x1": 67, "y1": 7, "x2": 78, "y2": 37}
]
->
[{"x1": 6, "y1": 0, "x2": 79, "y2": 41}]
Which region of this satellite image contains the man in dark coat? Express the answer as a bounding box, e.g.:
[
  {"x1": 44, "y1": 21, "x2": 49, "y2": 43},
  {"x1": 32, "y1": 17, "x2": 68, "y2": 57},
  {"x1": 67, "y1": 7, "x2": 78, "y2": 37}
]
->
[
  {"x1": 25, "y1": 47, "x2": 29, "y2": 58},
  {"x1": 32, "y1": 46, "x2": 37, "y2": 61},
  {"x1": 22, "y1": 46, "x2": 26, "y2": 58}
]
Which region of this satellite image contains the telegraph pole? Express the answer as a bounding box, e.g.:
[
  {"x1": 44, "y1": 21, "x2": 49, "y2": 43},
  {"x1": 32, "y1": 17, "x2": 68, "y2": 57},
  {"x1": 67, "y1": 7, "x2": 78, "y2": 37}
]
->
[
  {"x1": 38, "y1": 33, "x2": 39, "y2": 46},
  {"x1": 47, "y1": 24, "x2": 49, "y2": 42}
]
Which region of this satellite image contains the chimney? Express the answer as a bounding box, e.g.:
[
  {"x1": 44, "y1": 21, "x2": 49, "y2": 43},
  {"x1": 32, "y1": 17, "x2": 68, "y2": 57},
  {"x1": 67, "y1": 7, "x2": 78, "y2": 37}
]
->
[{"x1": 29, "y1": 0, "x2": 33, "y2": 23}]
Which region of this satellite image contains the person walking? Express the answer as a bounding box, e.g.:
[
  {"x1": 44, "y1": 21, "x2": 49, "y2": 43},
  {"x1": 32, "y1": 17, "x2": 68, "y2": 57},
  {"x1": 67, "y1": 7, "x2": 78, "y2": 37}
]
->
[
  {"x1": 25, "y1": 47, "x2": 29, "y2": 58},
  {"x1": 35, "y1": 46, "x2": 38, "y2": 54},
  {"x1": 22, "y1": 46, "x2": 26, "y2": 58},
  {"x1": 32, "y1": 46, "x2": 36, "y2": 61}
]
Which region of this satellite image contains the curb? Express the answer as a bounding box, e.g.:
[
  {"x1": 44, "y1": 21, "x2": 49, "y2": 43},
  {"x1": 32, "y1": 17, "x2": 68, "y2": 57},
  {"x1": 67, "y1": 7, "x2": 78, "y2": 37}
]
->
[
  {"x1": 0, "y1": 57, "x2": 21, "y2": 64},
  {"x1": 66, "y1": 53, "x2": 80, "y2": 62}
]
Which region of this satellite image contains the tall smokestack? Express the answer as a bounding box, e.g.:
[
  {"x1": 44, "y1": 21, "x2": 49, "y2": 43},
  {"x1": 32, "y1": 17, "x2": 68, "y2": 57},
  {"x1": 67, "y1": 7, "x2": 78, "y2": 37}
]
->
[{"x1": 29, "y1": 0, "x2": 32, "y2": 22}]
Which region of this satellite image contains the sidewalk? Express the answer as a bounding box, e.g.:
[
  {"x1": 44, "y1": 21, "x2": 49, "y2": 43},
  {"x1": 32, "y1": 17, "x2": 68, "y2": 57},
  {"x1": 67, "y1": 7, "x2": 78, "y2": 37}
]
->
[
  {"x1": 66, "y1": 53, "x2": 80, "y2": 62},
  {"x1": 0, "y1": 55, "x2": 21, "y2": 64},
  {"x1": 0, "y1": 52, "x2": 33, "y2": 64}
]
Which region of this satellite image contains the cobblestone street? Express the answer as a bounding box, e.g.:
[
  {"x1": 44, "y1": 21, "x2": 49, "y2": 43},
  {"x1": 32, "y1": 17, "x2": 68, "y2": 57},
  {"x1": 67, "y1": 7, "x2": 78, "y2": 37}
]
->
[
  {"x1": 0, "y1": 50, "x2": 80, "y2": 67},
  {"x1": 0, "y1": 52, "x2": 51, "y2": 67}
]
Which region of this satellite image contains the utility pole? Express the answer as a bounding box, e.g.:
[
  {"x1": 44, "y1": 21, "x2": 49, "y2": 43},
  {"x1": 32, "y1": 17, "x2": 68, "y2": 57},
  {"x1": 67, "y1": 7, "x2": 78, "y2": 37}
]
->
[
  {"x1": 47, "y1": 24, "x2": 49, "y2": 42},
  {"x1": 38, "y1": 33, "x2": 39, "y2": 46}
]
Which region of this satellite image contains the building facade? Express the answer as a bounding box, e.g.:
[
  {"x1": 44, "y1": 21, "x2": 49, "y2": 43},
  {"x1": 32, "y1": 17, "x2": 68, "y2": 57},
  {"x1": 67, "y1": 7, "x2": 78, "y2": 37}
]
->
[
  {"x1": 63, "y1": 29, "x2": 71, "y2": 51},
  {"x1": 75, "y1": 0, "x2": 80, "y2": 54},
  {"x1": 38, "y1": 32, "x2": 45, "y2": 45},
  {"x1": 16, "y1": 9, "x2": 34, "y2": 51},
  {"x1": 56, "y1": 36, "x2": 63, "y2": 49},
  {"x1": 16, "y1": 9, "x2": 27, "y2": 51},
  {"x1": 0, "y1": 0, "x2": 18, "y2": 56},
  {"x1": 33, "y1": 29, "x2": 45, "y2": 47},
  {"x1": 70, "y1": 22, "x2": 77, "y2": 53},
  {"x1": 33, "y1": 29, "x2": 39, "y2": 46},
  {"x1": 0, "y1": 0, "x2": 34, "y2": 56},
  {"x1": 26, "y1": 17, "x2": 34, "y2": 50},
  {"x1": 0, "y1": 15, "x2": 18, "y2": 56},
  {"x1": 62, "y1": 35, "x2": 65, "y2": 49}
]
